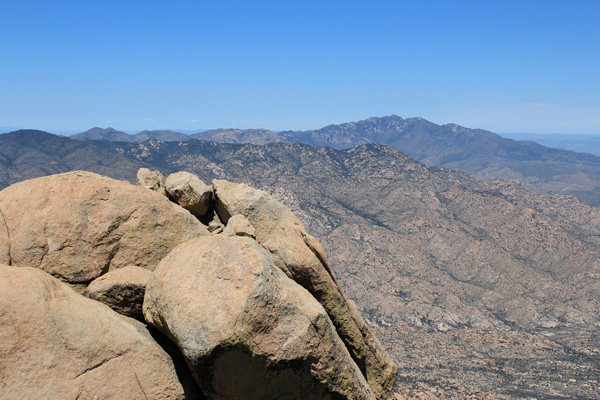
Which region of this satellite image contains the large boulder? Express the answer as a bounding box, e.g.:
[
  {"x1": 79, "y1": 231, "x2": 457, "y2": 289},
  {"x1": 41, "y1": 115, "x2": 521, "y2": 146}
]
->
[
  {"x1": 0, "y1": 264, "x2": 188, "y2": 400},
  {"x1": 0, "y1": 171, "x2": 208, "y2": 284},
  {"x1": 86, "y1": 265, "x2": 153, "y2": 321},
  {"x1": 144, "y1": 235, "x2": 375, "y2": 400},
  {"x1": 213, "y1": 180, "x2": 397, "y2": 399},
  {"x1": 165, "y1": 171, "x2": 213, "y2": 218}
]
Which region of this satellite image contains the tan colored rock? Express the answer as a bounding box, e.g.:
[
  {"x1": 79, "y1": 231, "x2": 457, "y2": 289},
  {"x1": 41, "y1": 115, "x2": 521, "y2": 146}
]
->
[
  {"x1": 86, "y1": 265, "x2": 153, "y2": 320},
  {"x1": 165, "y1": 171, "x2": 213, "y2": 218},
  {"x1": 136, "y1": 167, "x2": 168, "y2": 196},
  {"x1": 0, "y1": 171, "x2": 208, "y2": 284},
  {"x1": 0, "y1": 264, "x2": 187, "y2": 400},
  {"x1": 208, "y1": 222, "x2": 223, "y2": 232},
  {"x1": 207, "y1": 211, "x2": 225, "y2": 233},
  {"x1": 213, "y1": 180, "x2": 397, "y2": 399},
  {"x1": 223, "y1": 214, "x2": 255, "y2": 238},
  {"x1": 144, "y1": 235, "x2": 375, "y2": 400}
]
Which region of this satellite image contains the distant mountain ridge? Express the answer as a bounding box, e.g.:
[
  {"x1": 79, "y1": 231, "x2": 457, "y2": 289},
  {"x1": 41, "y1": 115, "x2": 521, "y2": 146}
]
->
[
  {"x1": 0, "y1": 130, "x2": 150, "y2": 188},
  {"x1": 501, "y1": 132, "x2": 600, "y2": 156},
  {"x1": 71, "y1": 127, "x2": 136, "y2": 142},
  {"x1": 71, "y1": 115, "x2": 600, "y2": 206},
  {"x1": 71, "y1": 127, "x2": 193, "y2": 143}
]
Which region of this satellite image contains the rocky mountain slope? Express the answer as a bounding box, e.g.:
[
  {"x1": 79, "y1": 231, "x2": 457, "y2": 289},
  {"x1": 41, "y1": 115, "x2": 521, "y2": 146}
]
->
[
  {"x1": 197, "y1": 116, "x2": 600, "y2": 206},
  {"x1": 71, "y1": 127, "x2": 136, "y2": 142},
  {"x1": 0, "y1": 129, "x2": 150, "y2": 188},
  {"x1": 2, "y1": 131, "x2": 600, "y2": 398}
]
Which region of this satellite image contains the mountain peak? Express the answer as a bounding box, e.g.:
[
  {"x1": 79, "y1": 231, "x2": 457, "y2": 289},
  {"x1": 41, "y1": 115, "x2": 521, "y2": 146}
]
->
[{"x1": 72, "y1": 127, "x2": 135, "y2": 143}]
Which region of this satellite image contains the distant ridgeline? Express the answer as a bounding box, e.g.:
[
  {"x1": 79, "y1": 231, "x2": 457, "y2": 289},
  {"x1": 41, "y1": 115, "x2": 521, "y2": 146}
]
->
[
  {"x1": 62, "y1": 115, "x2": 600, "y2": 206},
  {"x1": 500, "y1": 132, "x2": 600, "y2": 157}
]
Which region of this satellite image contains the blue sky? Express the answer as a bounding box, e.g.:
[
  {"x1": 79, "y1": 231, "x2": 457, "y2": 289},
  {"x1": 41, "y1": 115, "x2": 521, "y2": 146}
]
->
[{"x1": 1, "y1": 0, "x2": 599, "y2": 134}]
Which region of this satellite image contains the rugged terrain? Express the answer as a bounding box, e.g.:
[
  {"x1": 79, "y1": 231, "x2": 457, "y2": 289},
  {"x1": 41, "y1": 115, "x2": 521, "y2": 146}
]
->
[
  {"x1": 0, "y1": 129, "x2": 150, "y2": 188},
  {"x1": 69, "y1": 115, "x2": 600, "y2": 206},
  {"x1": 2, "y1": 130, "x2": 600, "y2": 398}
]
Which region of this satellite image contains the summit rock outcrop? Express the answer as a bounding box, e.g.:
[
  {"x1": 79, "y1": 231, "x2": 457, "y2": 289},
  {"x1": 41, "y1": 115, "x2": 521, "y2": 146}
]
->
[{"x1": 0, "y1": 170, "x2": 396, "y2": 400}]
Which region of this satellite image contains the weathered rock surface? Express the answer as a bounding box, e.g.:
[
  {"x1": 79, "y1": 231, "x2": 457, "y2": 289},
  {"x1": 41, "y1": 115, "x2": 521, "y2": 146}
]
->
[
  {"x1": 0, "y1": 210, "x2": 9, "y2": 265},
  {"x1": 86, "y1": 265, "x2": 153, "y2": 320},
  {"x1": 136, "y1": 167, "x2": 167, "y2": 196},
  {"x1": 212, "y1": 180, "x2": 397, "y2": 399},
  {"x1": 222, "y1": 214, "x2": 255, "y2": 238},
  {"x1": 144, "y1": 235, "x2": 375, "y2": 400},
  {"x1": 0, "y1": 171, "x2": 208, "y2": 283},
  {"x1": 0, "y1": 264, "x2": 187, "y2": 400},
  {"x1": 165, "y1": 171, "x2": 213, "y2": 218},
  {"x1": 207, "y1": 215, "x2": 224, "y2": 233}
]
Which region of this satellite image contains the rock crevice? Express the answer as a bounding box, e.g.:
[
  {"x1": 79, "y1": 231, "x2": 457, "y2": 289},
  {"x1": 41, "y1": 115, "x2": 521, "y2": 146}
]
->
[{"x1": 0, "y1": 206, "x2": 11, "y2": 265}]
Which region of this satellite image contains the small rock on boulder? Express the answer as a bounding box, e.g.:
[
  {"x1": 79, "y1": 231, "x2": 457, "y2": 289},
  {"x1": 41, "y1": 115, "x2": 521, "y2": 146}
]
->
[
  {"x1": 0, "y1": 264, "x2": 187, "y2": 400},
  {"x1": 136, "y1": 168, "x2": 168, "y2": 196},
  {"x1": 206, "y1": 211, "x2": 225, "y2": 233},
  {"x1": 223, "y1": 214, "x2": 255, "y2": 238},
  {"x1": 165, "y1": 171, "x2": 213, "y2": 218},
  {"x1": 86, "y1": 265, "x2": 153, "y2": 321},
  {"x1": 144, "y1": 235, "x2": 375, "y2": 400}
]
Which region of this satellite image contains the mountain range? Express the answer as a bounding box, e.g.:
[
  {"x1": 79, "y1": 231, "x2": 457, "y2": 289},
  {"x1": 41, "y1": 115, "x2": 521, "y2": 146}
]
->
[
  {"x1": 1, "y1": 128, "x2": 600, "y2": 398},
  {"x1": 72, "y1": 127, "x2": 192, "y2": 143},
  {"x1": 501, "y1": 132, "x2": 600, "y2": 157},
  {"x1": 67, "y1": 116, "x2": 600, "y2": 206}
]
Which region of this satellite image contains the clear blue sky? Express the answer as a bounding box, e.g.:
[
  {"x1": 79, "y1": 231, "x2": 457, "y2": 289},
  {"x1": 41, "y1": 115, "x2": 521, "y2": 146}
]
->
[{"x1": 1, "y1": 0, "x2": 599, "y2": 134}]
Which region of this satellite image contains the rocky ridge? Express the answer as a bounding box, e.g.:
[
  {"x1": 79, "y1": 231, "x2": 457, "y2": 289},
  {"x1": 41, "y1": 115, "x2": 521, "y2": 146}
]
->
[{"x1": 0, "y1": 170, "x2": 397, "y2": 400}]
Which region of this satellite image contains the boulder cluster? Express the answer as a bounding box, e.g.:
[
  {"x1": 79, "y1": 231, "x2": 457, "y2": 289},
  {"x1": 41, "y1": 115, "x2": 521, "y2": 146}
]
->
[{"x1": 0, "y1": 169, "x2": 397, "y2": 400}]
